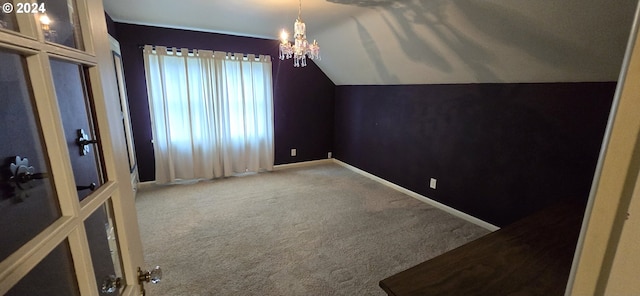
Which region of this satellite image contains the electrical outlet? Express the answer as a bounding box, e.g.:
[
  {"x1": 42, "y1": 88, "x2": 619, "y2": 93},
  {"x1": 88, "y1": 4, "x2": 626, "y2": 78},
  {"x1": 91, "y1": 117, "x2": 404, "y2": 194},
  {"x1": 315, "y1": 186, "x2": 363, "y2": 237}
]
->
[
  {"x1": 291, "y1": 148, "x2": 297, "y2": 157},
  {"x1": 328, "y1": 152, "x2": 332, "y2": 159},
  {"x1": 430, "y1": 178, "x2": 437, "y2": 189}
]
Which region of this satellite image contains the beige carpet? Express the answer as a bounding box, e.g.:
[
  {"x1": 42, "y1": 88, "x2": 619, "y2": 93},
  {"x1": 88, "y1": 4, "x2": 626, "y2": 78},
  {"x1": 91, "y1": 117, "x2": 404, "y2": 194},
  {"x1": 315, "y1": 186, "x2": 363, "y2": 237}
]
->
[{"x1": 135, "y1": 162, "x2": 490, "y2": 295}]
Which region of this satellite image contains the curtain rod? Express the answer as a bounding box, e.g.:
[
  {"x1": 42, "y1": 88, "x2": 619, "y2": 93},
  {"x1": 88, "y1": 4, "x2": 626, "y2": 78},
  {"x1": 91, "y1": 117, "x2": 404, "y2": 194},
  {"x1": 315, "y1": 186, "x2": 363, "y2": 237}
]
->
[
  {"x1": 139, "y1": 45, "x2": 196, "y2": 53},
  {"x1": 139, "y1": 45, "x2": 269, "y2": 59}
]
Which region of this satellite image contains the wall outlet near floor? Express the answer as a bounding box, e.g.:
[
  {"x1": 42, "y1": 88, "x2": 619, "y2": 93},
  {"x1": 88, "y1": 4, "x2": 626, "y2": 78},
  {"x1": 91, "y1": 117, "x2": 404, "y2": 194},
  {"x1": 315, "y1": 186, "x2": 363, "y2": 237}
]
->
[
  {"x1": 430, "y1": 178, "x2": 437, "y2": 189},
  {"x1": 328, "y1": 152, "x2": 332, "y2": 159},
  {"x1": 291, "y1": 148, "x2": 297, "y2": 157}
]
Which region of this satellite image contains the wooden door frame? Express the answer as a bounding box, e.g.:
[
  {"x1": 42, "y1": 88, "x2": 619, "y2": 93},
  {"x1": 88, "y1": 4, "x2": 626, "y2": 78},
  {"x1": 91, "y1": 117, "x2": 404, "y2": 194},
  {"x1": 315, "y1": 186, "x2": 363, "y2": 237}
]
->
[
  {"x1": 108, "y1": 34, "x2": 140, "y2": 193},
  {"x1": 566, "y1": 0, "x2": 640, "y2": 294}
]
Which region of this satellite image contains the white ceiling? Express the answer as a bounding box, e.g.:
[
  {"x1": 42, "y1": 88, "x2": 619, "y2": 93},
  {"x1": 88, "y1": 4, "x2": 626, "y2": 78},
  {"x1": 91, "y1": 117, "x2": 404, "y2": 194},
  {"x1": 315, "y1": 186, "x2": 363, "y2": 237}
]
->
[{"x1": 103, "y1": 0, "x2": 638, "y2": 85}]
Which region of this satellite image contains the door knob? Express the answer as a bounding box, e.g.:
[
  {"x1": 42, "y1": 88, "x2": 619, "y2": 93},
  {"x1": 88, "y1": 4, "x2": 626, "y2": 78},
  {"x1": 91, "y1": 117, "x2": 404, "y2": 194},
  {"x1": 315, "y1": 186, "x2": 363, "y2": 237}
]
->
[
  {"x1": 138, "y1": 266, "x2": 162, "y2": 296},
  {"x1": 100, "y1": 275, "x2": 122, "y2": 293},
  {"x1": 138, "y1": 266, "x2": 162, "y2": 283}
]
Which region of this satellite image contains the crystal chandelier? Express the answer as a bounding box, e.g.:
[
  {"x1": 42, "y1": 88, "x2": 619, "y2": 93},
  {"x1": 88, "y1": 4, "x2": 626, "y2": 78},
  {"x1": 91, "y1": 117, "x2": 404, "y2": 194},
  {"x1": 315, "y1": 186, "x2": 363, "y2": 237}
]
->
[{"x1": 279, "y1": 0, "x2": 320, "y2": 67}]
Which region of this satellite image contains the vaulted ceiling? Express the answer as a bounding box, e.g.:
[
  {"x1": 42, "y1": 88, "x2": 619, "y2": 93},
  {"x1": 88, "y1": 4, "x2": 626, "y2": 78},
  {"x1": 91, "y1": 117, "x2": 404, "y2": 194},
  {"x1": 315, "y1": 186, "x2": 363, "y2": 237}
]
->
[{"x1": 103, "y1": 0, "x2": 638, "y2": 85}]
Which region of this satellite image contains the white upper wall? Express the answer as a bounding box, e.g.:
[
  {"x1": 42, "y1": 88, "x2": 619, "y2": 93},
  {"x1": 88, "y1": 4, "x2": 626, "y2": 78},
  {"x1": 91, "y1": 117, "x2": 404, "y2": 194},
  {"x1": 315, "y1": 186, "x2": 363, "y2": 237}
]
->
[{"x1": 104, "y1": 0, "x2": 638, "y2": 85}]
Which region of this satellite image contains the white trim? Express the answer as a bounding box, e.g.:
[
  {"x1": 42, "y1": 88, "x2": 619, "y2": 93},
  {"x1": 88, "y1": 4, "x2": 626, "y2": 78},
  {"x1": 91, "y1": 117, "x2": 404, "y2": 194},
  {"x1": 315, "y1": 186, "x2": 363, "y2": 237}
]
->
[
  {"x1": 332, "y1": 159, "x2": 500, "y2": 232},
  {"x1": 136, "y1": 159, "x2": 332, "y2": 188},
  {"x1": 273, "y1": 159, "x2": 333, "y2": 171},
  {"x1": 137, "y1": 181, "x2": 155, "y2": 190}
]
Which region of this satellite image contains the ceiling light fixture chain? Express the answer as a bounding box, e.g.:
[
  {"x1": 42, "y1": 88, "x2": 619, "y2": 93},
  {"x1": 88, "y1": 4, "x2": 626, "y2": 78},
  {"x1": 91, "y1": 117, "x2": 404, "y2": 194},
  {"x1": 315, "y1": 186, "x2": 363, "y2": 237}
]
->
[{"x1": 279, "y1": 0, "x2": 320, "y2": 67}]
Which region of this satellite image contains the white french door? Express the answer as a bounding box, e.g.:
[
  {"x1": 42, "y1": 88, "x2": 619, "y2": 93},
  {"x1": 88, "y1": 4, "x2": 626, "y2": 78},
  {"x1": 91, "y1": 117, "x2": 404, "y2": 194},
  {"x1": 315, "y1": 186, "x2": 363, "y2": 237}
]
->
[{"x1": 0, "y1": 0, "x2": 148, "y2": 295}]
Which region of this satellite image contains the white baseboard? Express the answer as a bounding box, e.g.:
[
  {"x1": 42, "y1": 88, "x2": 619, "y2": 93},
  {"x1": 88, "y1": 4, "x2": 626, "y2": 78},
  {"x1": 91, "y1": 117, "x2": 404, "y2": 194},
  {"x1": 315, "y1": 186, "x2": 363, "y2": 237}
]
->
[
  {"x1": 137, "y1": 159, "x2": 333, "y2": 188},
  {"x1": 332, "y1": 159, "x2": 500, "y2": 232},
  {"x1": 137, "y1": 181, "x2": 155, "y2": 190},
  {"x1": 273, "y1": 159, "x2": 333, "y2": 171}
]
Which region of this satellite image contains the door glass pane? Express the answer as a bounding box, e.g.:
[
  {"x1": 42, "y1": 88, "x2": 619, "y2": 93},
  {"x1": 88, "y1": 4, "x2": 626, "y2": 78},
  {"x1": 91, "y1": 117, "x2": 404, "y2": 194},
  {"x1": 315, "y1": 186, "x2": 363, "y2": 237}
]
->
[
  {"x1": 6, "y1": 239, "x2": 80, "y2": 296},
  {"x1": 50, "y1": 58, "x2": 104, "y2": 200},
  {"x1": 0, "y1": 49, "x2": 61, "y2": 262},
  {"x1": 0, "y1": 4, "x2": 18, "y2": 32},
  {"x1": 39, "y1": 0, "x2": 84, "y2": 50},
  {"x1": 85, "y1": 200, "x2": 126, "y2": 295}
]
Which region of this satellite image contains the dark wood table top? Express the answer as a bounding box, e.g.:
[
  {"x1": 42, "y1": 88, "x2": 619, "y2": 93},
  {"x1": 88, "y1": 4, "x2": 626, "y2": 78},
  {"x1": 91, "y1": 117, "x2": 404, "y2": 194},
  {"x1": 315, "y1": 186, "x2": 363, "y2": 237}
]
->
[{"x1": 379, "y1": 199, "x2": 585, "y2": 296}]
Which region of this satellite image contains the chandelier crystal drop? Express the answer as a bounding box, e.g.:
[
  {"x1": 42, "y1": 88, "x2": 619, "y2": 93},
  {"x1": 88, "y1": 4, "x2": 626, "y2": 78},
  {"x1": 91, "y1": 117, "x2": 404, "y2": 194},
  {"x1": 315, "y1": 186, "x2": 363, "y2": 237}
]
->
[{"x1": 279, "y1": 0, "x2": 320, "y2": 67}]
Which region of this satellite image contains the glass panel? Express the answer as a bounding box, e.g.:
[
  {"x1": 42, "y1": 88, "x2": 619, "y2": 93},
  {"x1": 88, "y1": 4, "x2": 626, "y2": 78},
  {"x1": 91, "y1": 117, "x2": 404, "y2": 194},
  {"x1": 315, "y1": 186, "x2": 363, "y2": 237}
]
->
[
  {"x1": 0, "y1": 49, "x2": 61, "y2": 262},
  {"x1": 85, "y1": 200, "x2": 126, "y2": 295},
  {"x1": 39, "y1": 0, "x2": 84, "y2": 50},
  {"x1": 50, "y1": 58, "x2": 104, "y2": 200},
  {"x1": 6, "y1": 239, "x2": 80, "y2": 296},
  {"x1": 0, "y1": 3, "x2": 18, "y2": 32}
]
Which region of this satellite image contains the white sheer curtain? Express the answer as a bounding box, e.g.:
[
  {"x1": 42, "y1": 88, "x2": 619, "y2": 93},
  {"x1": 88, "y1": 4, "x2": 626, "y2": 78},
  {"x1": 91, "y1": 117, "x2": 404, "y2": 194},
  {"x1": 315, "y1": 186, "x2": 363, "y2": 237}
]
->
[{"x1": 143, "y1": 45, "x2": 274, "y2": 184}]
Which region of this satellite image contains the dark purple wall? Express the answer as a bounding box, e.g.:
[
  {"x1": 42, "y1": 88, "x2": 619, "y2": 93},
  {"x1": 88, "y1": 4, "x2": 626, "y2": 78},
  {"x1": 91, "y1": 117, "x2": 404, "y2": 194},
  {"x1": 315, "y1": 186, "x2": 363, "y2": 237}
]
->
[
  {"x1": 107, "y1": 17, "x2": 615, "y2": 226},
  {"x1": 334, "y1": 83, "x2": 614, "y2": 226},
  {"x1": 112, "y1": 23, "x2": 335, "y2": 182}
]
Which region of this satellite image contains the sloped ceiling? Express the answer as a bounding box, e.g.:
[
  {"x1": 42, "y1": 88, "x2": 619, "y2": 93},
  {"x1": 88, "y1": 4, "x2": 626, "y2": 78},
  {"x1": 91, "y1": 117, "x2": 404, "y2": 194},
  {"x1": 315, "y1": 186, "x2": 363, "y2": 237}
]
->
[{"x1": 103, "y1": 0, "x2": 638, "y2": 85}]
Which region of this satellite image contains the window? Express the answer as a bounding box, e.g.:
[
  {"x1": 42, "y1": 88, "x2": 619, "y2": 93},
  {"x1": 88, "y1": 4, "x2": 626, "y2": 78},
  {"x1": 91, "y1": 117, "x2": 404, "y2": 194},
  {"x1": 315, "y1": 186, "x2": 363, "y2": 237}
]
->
[{"x1": 143, "y1": 46, "x2": 274, "y2": 183}]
